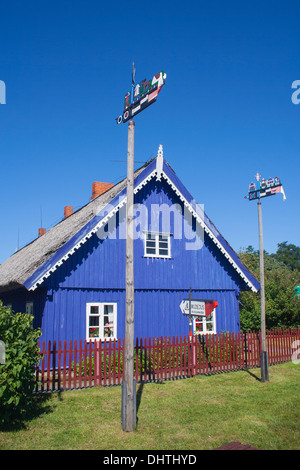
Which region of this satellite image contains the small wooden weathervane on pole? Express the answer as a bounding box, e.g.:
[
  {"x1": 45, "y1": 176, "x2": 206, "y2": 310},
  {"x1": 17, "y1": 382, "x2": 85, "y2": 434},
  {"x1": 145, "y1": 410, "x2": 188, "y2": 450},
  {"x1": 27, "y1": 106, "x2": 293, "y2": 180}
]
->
[
  {"x1": 117, "y1": 64, "x2": 166, "y2": 431},
  {"x1": 245, "y1": 173, "x2": 286, "y2": 382}
]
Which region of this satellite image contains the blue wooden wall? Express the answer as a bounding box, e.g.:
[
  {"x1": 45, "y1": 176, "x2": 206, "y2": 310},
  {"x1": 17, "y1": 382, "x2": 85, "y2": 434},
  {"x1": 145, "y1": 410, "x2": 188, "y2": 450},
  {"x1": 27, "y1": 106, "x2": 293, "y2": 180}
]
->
[{"x1": 1, "y1": 177, "x2": 245, "y2": 343}]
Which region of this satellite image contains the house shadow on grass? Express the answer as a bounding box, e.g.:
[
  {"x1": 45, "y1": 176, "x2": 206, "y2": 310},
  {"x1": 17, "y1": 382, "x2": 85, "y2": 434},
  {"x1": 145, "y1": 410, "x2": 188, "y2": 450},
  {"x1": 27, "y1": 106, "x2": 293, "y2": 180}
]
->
[{"x1": 0, "y1": 393, "x2": 54, "y2": 432}]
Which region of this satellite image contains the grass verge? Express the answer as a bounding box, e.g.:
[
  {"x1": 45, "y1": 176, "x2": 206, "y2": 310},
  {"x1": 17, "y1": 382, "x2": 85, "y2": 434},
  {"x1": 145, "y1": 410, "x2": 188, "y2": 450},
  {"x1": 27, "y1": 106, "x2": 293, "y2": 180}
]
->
[{"x1": 0, "y1": 362, "x2": 299, "y2": 450}]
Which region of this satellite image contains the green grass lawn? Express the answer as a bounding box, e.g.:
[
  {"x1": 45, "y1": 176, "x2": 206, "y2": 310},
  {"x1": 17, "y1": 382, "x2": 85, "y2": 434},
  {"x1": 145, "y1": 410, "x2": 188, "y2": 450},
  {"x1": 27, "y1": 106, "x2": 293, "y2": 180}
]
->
[{"x1": 0, "y1": 362, "x2": 299, "y2": 450}]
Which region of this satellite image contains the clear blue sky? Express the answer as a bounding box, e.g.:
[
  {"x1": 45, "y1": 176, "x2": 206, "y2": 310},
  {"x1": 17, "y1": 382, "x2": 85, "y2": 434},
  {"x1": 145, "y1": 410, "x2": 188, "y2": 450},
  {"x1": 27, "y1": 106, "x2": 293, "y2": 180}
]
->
[{"x1": 0, "y1": 0, "x2": 299, "y2": 264}]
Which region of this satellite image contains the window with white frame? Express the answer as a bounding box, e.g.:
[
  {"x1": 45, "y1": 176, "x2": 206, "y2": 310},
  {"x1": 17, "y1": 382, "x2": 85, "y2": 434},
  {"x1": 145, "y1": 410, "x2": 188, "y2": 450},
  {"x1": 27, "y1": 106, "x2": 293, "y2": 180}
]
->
[
  {"x1": 25, "y1": 302, "x2": 34, "y2": 315},
  {"x1": 86, "y1": 303, "x2": 117, "y2": 341},
  {"x1": 144, "y1": 232, "x2": 171, "y2": 258},
  {"x1": 193, "y1": 310, "x2": 216, "y2": 335}
]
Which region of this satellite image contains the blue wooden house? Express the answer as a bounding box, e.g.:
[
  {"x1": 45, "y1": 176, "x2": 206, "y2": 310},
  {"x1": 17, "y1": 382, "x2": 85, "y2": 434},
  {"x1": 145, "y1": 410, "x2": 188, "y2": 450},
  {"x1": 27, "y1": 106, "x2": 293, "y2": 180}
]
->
[{"x1": 0, "y1": 146, "x2": 259, "y2": 344}]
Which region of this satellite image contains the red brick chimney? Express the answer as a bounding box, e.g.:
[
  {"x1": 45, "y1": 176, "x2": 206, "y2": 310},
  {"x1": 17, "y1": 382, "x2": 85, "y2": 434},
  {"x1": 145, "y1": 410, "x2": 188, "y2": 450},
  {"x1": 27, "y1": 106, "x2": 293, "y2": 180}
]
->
[
  {"x1": 64, "y1": 206, "x2": 73, "y2": 218},
  {"x1": 91, "y1": 182, "x2": 114, "y2": 200},
  {"x1": 38, "y1": 228, "x2": 46, "y2": 237}
]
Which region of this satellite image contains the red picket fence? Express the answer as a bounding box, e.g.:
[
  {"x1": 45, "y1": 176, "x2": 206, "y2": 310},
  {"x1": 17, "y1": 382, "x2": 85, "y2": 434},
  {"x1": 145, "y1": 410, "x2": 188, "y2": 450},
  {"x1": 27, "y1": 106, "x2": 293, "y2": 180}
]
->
[{"x1": 35, "y1": 328, "x2": 300, "y2": 392}]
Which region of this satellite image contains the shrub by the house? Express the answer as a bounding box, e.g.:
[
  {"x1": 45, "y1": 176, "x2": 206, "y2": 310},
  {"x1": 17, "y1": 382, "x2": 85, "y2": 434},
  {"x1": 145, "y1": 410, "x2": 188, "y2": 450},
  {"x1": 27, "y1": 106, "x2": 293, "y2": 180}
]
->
[{"x1": 0, "y1": 301, "x2": 41, "y2": 426}]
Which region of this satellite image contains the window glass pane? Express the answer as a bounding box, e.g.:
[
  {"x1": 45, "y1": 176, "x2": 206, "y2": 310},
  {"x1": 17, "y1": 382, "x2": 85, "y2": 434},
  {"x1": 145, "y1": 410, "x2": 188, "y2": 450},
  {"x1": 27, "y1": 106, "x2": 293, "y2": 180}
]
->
[
  {"x1": 159, "y1": 241, "x2": 168, "y2": 248},
  {"x1": 206, "y1": 323, "x2": 214, "y2": 332},
  {"x1": 159, "y1": 235, "x2": 167, "y2": 241},
  {"x1": 103, "y1": 305, "x2": 113, "y2": 337},
  {"x1": 89, "y1": 316, "x2": 99, "y2": 327},
  {"x1": 195, "y1": 320, "x2": 203, "y2": 332},
  {"x1": 104, "y1": 305, "x2": 113, "y2": 315},
  {"x1": 159, "y1": 249, "x2": 168, "y2": 256},
  {"x1": 147, "y1": 233, "x2": 155, "y2": 240},
  {"x1": 103, "y1": 324, "x2": 113, "y2": 337},
  {"x1": 90, "y1": 306, "x2": 99, "y2": 314},
  {"x1": 89, "y1": 327, "x2": 99, "y2": 338},
  {"x1": 146, "y1": 241, "x2": 156, "y2": 248},
  {"x1": 146, "y1": 248, "x2": 156, "y2": 254},
  {"x1": 103, "y1": 305, "x2": 114, "y2": 338}
]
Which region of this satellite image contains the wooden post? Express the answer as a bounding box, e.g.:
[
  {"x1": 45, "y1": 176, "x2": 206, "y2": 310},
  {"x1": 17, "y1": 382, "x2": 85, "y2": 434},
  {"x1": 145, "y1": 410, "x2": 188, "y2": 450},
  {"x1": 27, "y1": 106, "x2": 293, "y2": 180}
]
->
[
  {"x1": 189, "y1": 287, "x2": 192, "y2": 334},
  {"x1": 257, "y1": 200, "x2": 269, "y2": 382},
  {"x1": 122, "y1": 120, "x2": 136, "y2": 431}
]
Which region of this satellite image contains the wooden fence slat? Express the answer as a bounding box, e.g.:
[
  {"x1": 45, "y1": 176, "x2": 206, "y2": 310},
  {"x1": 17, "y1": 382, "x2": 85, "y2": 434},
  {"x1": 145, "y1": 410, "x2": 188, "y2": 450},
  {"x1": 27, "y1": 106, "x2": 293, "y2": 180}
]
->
[
  {"x1": 62, "y1": 340, "x2": 67, "y2": 390},
  {"x1": 78, "y1": 339, "x2": 82, "y2": 388},
  {"x1": 40, "y1": 340, "x2": 46, "y2": 392}
]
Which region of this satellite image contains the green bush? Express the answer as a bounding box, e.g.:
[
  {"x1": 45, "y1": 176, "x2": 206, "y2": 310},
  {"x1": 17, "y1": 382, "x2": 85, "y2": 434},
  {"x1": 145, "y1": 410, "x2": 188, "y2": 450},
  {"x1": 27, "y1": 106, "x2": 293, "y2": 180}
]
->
[
  {"x1": 0, "y1": 301, "x2": 41, "y2": 426},
  {"x1": 73, "y1": 338, "x2": 190, "y2": 377},
  {"x1": 197, "y1": 333, "x2": 241, "y2": 365},
  {"x1": 238, "y1": 244, "x2": 300, "y2": 331},
  {"x1": 74, "y1": 351, "x2": 124, "y2": 377}
]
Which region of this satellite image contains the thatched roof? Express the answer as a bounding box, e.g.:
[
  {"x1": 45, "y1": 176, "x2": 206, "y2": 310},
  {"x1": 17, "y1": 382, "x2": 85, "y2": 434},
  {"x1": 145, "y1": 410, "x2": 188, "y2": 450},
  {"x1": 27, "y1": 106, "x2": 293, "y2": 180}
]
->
[{"x1": 0, "y1": 163, "x2": 147, "y2": 292}]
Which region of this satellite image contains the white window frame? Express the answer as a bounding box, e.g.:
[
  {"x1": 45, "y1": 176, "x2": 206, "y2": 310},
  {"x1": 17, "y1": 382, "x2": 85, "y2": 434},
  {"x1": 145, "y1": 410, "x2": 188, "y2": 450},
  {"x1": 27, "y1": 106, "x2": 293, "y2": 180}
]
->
[
  {"x1": 86, "y1": 302, "x2": 117, "y2": 341},
  {"x1": 193, "y1": 310, "x2": 216, "y2": 335},
  {"x1": 144, "y1": 231, "x2": 171, "y2": 259},
  {"x1": 25, "y1": 301, "x2": 34, "y2": 315}
]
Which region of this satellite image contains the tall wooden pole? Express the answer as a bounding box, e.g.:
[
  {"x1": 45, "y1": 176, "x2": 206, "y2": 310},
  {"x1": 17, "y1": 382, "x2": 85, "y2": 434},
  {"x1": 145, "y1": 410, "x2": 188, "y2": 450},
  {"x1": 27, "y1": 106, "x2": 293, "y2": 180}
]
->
[
  {"x1": 122, "y1": 119, "x2": 136, "y2": 431},
  {"x1": 189, "y1": 287, "x2": 192, "y2": 335},
  {"x1": 257, "y1": 200, "x2": 269, "y2": 382}
]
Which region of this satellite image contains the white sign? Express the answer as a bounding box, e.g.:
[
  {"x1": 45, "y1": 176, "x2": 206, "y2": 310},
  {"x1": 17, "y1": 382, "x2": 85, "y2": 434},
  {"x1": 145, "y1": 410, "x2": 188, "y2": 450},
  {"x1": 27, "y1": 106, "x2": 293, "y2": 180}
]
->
[{"x1": 180, "y1": 299, "x2": 205, "y2": 316}]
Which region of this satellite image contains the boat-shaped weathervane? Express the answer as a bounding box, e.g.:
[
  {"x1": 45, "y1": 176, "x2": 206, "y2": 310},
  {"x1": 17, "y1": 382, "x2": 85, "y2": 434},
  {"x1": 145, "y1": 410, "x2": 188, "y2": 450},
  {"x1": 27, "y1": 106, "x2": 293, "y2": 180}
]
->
[
  {"x1": 245, "y1": 172, "x2": 286, "y2": 201},
  {"x1": 116, "y1": 65, "x2": 166, "y2": 124}
]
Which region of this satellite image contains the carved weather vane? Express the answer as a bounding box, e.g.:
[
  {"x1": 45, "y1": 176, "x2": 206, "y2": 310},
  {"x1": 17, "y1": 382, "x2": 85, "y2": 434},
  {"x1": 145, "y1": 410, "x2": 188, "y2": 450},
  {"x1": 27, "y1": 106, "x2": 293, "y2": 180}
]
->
[
  {"x1": 245, "y1": 173, "x2": 286, "y2": 201},
  {"x1": 116, "y1": 65, "x2": 166, "y2": 125}
]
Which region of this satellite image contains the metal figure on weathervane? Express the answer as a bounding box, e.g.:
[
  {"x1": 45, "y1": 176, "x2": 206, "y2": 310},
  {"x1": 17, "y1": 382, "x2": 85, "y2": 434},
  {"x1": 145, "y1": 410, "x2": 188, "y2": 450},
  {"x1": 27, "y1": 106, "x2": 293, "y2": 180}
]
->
[
  {"x1": 116, "y1": 66, "x2": 167, "y2": 124},
  {"x1": 245, "y1": 172, "x2": 286, "y2": 201}
]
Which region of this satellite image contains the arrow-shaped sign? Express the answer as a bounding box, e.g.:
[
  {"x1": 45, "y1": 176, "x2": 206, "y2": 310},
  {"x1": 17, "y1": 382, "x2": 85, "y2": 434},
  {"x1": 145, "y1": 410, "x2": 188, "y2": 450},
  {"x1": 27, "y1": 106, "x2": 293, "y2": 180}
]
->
[{"x1": 180, "y1": 299, "x2": 218, "y2": 317}]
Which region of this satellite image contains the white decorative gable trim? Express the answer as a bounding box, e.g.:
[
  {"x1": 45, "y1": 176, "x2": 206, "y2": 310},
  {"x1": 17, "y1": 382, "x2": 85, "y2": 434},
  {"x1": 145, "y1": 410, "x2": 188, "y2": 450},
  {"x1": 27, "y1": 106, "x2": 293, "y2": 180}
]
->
[
  {"x1": 156, "y1": 144, "x2": 164, "y2": 181},
  {"x1": 28, "y1": 147, "x2": 257, "y2": 293}
]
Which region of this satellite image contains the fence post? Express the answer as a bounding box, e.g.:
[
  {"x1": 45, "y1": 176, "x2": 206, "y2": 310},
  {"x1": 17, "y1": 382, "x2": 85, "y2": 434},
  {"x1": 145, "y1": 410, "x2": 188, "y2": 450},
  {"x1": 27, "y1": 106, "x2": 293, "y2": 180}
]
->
[
  {"x1": 187, "y1": 333, "x2": 195, "y2": 377},
  {"x1": 191, "y1": 335, "x2": 197, "y2": 376}
]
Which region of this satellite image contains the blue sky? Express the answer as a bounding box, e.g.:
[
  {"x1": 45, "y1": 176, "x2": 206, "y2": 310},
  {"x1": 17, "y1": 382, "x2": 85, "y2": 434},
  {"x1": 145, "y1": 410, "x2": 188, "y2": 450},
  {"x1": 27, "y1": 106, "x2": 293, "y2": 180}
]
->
[{"x1": 0, "y1": 0, "x2": 299, "y2": 264}]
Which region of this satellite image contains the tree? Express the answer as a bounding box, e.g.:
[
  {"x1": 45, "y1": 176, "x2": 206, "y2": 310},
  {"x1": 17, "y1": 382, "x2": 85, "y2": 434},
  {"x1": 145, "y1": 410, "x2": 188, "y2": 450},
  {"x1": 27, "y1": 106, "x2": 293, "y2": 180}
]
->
[
  {"x1": 0, "y1": 302, "x2": 42, "y2": 426},
  {"x1": 274, "y1": 241, "x2": 300, "y2": 272},
  {"x1": 238, "y1": 242, "x2": 300, "y2": 331}
]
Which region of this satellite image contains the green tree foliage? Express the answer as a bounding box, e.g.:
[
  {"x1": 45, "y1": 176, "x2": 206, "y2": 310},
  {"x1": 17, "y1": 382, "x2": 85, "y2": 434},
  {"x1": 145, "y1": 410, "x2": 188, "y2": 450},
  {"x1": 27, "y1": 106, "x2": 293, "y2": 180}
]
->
[
  {"x1": 274, "y1": 241, "x2": 300, "y2": 272},
  {"x1": 238, "y1": 243, "x2": 300, "y2": 331},
  {"x1": 0, "y1": 302, "x2": 41, "y2": 426}
]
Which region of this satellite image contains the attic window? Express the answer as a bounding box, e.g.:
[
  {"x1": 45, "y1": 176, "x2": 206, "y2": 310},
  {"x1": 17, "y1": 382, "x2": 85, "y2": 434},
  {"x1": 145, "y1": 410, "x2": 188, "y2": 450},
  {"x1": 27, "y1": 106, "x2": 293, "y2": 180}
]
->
[{"x1": 144, "y1": 232, "x2": 171, "y2": 258}]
